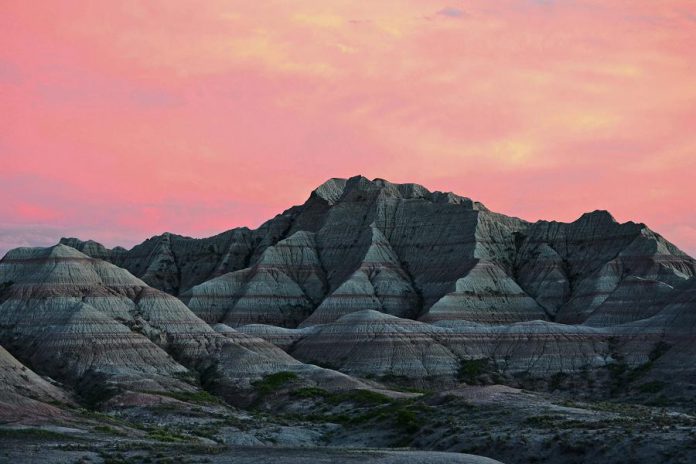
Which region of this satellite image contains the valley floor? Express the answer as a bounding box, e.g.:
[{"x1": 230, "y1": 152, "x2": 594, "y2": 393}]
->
[{"x1": 2, "y1": 384, "x2": 696, "y2": 464}]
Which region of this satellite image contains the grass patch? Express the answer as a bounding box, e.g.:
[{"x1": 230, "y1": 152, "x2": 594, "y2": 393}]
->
[
  {"x1": 252, "y1": 371, "x2": 299, "y2": 395},
  {"x1": 283, "y1": 393, "x2": 429, "y2": 445},
  {"x1": 524, "y1": 415, "x2": 562, "y2": 429},
  {"x1": 146, "y1": 428, "x2": 190, "y2": 443},
  {"x1": 395, "y1": 408, "x2": 419, "y2": 433},
  {"x1": 291, "y1": 387, "x2": 393, "y2": 405},
  {"x1": 156, "y1": 390, "x2": 222, "y2": 405},
  {"x1": 0, "y1": 428, "x2": 72, "y2": 440}
]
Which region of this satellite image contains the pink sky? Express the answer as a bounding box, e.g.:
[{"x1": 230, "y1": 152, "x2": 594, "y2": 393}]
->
[{"x1": 1, "y1": 1, "x2": 695, "y2": 256}]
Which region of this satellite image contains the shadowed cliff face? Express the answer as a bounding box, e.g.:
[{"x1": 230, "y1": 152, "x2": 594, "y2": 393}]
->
[{"x1": 0, "y1": 342, "x2": 75, "y2": 423}]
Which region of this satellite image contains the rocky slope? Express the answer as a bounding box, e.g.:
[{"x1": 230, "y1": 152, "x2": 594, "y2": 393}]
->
[
  {"x1": 237, "y1": 311, "x2": 616, "y2": 386},
  {"x1": 0, "y1": 244, "x2": 385, "y2": 407},
  {"x1": 0, "y1": 343, "x2": 74, "y2": 423}
]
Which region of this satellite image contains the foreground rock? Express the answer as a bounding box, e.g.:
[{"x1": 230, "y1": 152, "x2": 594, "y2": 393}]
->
[
  {"x1": 0, "y1": 343, "x2": 74, "y2": 423},
  {"x1": 0, "y1": 244, "x2": 386, "y2": 407}
]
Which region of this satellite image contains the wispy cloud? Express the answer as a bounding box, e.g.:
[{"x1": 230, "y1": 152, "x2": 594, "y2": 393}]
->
[
  {"x1": 437, "y1": 7, "x2": 465, "y2": 18},
  {"x1": 0, "y1": 1, "x2": 694, "y2": 257}
]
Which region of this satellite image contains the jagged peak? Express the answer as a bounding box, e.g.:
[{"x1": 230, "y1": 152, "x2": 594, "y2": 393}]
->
[
  {"x1": 257, "y1": 230, "x2": 318, "y2": 264},
  {"x1": 575, "y1": 210, "x2": 618, "y2": 225},
  {"x1": 531, "y1": 209, "x2": 651, "y2": 234},
  {"x1": 362, "y1": 224, "x2": 400, "y2": 265},
  {"x1": 48, "y1": 243, "x2": 88, "y2": 257},
  {"x1": 60, "y1": 237, "x2": 104, "y2": 248},
  {"x1": 312, "y1": 177, "x2": 349, "y2": 204},
  {"x1": 309, "y1": 175, "x2": 486, "y2": 210}
]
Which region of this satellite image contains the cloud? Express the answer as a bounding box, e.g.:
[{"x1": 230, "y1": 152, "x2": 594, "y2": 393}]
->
[
  {"x1": 0, "y1": 225, "x2": 68, "y2": 259},
  {"x1": 437, "y1": 7, "x2": 465, "y2": 18},
  {"x1": 0, "y1": 59, "x2": 22, "y2": 84},
  {"x1": 129, "y1": 89, "x2": 182, "y2": 108},
  {"x1": 0, "y1": 0, "x2": 694, "y2": 257}
]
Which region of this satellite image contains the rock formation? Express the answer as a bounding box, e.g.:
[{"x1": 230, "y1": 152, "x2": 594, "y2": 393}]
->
[
  {"x1": 0, "y1": 343, "x2": 74, "y2": 423},
  {"x1": 0, "y1": 243, "x2": 380, "y2": 406},
  {"x1": 62, "y1": 176, "x2": 694, "y2": 332},
  {"x1": 4, "y1": 175, "x2": 688, "y2": 397}
]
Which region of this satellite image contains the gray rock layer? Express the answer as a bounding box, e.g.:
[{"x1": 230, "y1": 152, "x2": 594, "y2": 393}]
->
[{"x1": 0, "y1": 244, "x2": 378, "y2": 406}]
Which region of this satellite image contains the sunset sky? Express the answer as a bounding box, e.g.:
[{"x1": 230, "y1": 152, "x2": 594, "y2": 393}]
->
[{"x1": 1, "y1": 1, "x2": 695, "y2": 256}]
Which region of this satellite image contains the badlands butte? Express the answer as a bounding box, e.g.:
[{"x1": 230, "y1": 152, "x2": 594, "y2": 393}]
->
[{"x1": 2, "y1": 176, "x2": 696, "y2": 464}]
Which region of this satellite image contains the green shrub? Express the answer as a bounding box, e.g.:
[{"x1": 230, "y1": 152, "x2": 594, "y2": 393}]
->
[
  {"x1": 524, "y1": 415, "x2": 561, "y2": 429},
  {"x1": 549, "y1": 372, "x2": 569, "y2": 390},
  {"x1": 253, "y1": 371, "x2": 299, "y2": 395},
  {"x1": 395, "y1": 408, "x2": 419, "y2": 433},
  {"x1": 638, "y1": 381, "x2": 666, "y2": 394},
  {"x1": 291, "y1": 387, "x2": 392, "y2": 405},
  {"x1": 146, "y1": 428, "x2": 189, "y2": 443},
  {"x1": 458, "y1": 358, "x2": 490, "y2": 383},
  {"x1": 0, "y1": 428, "x2": 71, "y2": 440}
]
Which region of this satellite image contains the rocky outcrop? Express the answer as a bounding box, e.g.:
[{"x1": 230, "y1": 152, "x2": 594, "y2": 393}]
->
[
  {"x1": 299, "y1": 225, "x2": 419, "y2": 326},
  {"x1": 0, "y1": 343, "x2": 74, "y2": 423},
  {"x1": 616, "y1": 276, "x2": 696, "y2": 390},
  {"x1": 292, "y1": 310, "x2": 460, "y2": 380},
  {"x1": 234, "y1": 324, "x2": 317, "y2": 351},
  {"x1": 239, "y1": 310, "x2": 614, "y2": 384},
  {"x1": 583, "y1": 276, "x2": 674, "y2": 327},
  {"x1": 183, "y1": 177, "x2": 540, "y2": 327},
  {"x1": 17, "y1": 176, "x2": 692, "y2": 396},
  {"x1": 66, "y1": 177, "x2": 694, "y2": 330},
  {"x1": 420, "y1": 260, "x2": 547, "y2": 324},
  {"x1": 0, "y1": 244, "x2": 380, "y2": 406},
  {"x1": 0, "y1": 245, "x2": 194, "y2": 396},
  {"x1": 185, "y1": 231, "x2": 325, "y2": 327},
  {"x1": 514, "y1": 211, "x2": 695, "y2": 324},
  {"x1": 437, "y1": 319, "x2": 614, "y2": 377}
]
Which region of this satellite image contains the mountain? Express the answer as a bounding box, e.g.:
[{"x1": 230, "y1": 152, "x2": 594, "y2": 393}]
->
[
  {"x1": 4, "y1": 176, "x2": 696, "y2": 463},
  {"x1": 47, "y1": 176, "x2": 696, "y2": 394},
  {"x1": 61, "y1": 176, "x2": 695, "y2": 330}
]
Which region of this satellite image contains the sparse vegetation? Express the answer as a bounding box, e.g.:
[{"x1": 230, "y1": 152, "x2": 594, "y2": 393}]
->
[
  {"x1": 0, "y1": 280, "x2": 14, "y2": 296},
  {"x1": 0, "y1": 427, "x2": 73, "y2": 440},
  {"x1": 549, "y1": 372, "x2": 569, "y2": 390},
  {"x1": 638, "y1": 381, "x2": 666, "y2": 394},
  {"x1": 292, "y1": 387, "x2": 393, "y2": 405},
  {"x1": 147, "y1": 389, "x2": 222, "y2": 405},
  {"x1": 458, "y1": 358, "x2": 491, "y2": 383},
  {"x1": 146, "y1": 427, "x2": 190, "y2": 443},
  {"x1": 94, "y1": 425, "x2": 124, "y2": 436},
  {"x1": 252, "y1": 371, "x2": 299, "y2": 395}
]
